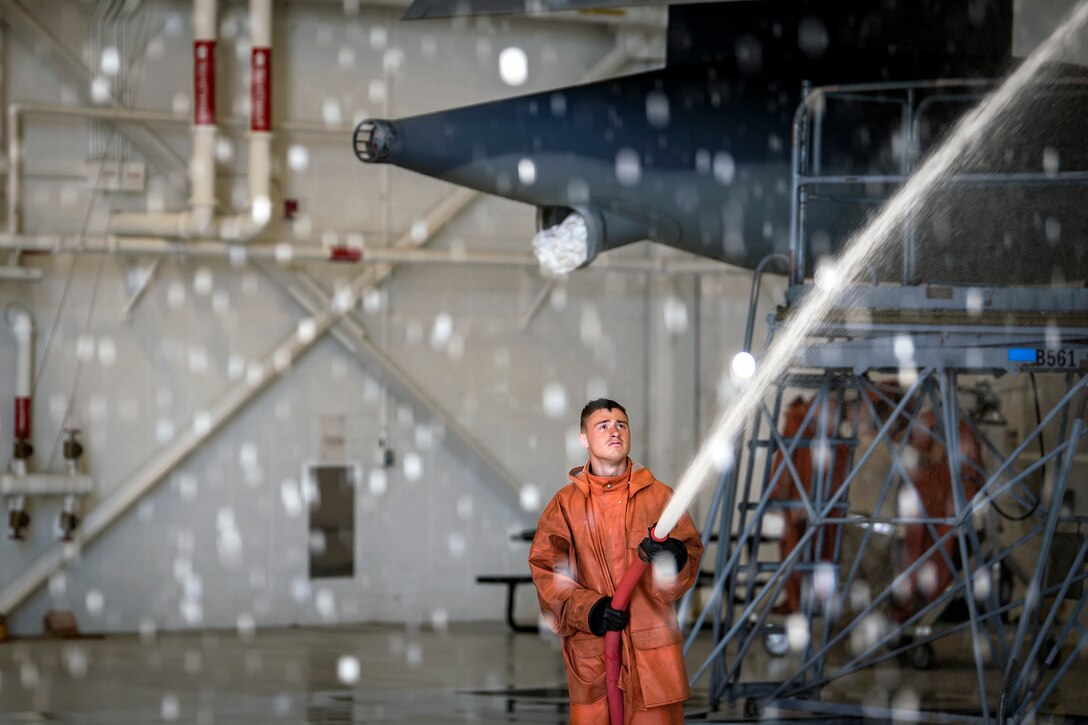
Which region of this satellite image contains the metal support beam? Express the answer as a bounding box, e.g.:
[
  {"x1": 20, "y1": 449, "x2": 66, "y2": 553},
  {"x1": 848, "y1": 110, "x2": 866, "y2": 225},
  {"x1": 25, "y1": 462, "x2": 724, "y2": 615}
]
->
[{"x1": 0, "y1": 189, "x2": 479, "y2": 618}]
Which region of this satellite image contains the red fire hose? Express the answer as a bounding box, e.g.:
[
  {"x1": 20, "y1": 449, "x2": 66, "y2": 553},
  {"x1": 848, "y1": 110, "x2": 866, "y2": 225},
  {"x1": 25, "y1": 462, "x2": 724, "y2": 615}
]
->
[{"x1": 604, "y1": 526, "x2": 668, "y2": 725}]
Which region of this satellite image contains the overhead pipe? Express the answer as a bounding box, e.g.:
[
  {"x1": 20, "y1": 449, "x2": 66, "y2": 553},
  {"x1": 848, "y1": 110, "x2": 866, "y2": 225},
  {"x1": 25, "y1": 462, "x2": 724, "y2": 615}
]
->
[
  {"x1": 109, "y1": 0, "x2": 274, "y2": 242},
  {"x1": 7, "y1": 100, "x2": 353, "y2": 244},
  {"x1": 0, "y1": 234, "x2": 742, "y2": 274}
]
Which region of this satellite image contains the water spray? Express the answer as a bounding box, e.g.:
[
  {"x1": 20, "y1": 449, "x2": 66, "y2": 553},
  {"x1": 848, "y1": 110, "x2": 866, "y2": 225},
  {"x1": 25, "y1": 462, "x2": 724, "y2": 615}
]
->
[
  {"x1": 656, "y1": 0, "x2": 1088, "y2": 539},
  {"x1": 603, "y1": 3, "x2": 1088, "y2": 723}
]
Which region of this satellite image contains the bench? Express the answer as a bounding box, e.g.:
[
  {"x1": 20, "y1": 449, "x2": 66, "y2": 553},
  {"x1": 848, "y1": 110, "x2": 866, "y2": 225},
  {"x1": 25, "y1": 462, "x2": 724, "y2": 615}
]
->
[{"x1": 476, "y1": 575, "x2": 538, "y2": 633}]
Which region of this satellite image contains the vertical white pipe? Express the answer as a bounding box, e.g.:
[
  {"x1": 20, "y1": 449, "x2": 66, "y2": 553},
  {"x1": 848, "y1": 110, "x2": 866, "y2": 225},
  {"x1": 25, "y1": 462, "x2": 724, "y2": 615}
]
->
[
  {"x1": 191, "y1": 0, "x2": 217, "y2": 232},
  {"x1": 7, "y1": 306, "x2": 33, "y2": 446},
  {"x1": 248, "y1": 0, "x2": 273, "y2": 226},
  {"x1": 7, "y1": 104, "x2": 19, "y2": 237}
]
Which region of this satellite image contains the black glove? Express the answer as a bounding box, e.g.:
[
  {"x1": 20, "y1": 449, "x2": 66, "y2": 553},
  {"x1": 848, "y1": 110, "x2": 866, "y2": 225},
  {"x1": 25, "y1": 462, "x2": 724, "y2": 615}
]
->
[
  {"x1": 638, "y1": 524, "x2": 689, "y2": 571},
  {"x1": 588, "y1": 596, "x2": 629, "y2": 636}
]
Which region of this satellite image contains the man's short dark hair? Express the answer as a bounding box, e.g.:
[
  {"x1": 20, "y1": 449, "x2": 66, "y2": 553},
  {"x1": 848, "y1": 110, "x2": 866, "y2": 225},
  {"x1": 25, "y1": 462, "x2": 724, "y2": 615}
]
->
[{"x1": 580, "y1": 399, "x2": 628, "y2": 431}]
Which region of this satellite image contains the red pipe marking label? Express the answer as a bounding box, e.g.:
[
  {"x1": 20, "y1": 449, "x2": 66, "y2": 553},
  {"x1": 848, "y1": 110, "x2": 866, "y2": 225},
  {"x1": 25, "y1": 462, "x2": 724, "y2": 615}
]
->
[
  {"x1": 14, "y1": 397, "x2": 30, "y2": 440},
  {"x1": 194, "y1": 40, "x2": 217, "y2": 125},
  {"x1": 251, "y1": 48, "x2": 272, "y2": 132},
  {"x1": 329, "y1": 246, "x2": 362, "y2": 262}
]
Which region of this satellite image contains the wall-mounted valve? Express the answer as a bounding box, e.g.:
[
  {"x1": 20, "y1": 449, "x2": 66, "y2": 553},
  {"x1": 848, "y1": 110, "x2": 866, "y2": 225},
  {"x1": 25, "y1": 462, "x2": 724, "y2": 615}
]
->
[
  {"x1": 7, "y1": 496, "x2": 29, "y2": 540},
  {"x1": 58, "y1": 495, "x2": 80, "y2": 542},
  {"x1": 62, "y1": 429, "x2": 84, "y2": 473}
]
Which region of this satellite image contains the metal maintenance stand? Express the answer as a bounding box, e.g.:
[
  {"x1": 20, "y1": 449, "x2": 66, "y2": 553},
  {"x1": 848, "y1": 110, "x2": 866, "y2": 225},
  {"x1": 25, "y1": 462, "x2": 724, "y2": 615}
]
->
[{"x1": 682, "y1": 80, "x2": 1088, "y2": 722}]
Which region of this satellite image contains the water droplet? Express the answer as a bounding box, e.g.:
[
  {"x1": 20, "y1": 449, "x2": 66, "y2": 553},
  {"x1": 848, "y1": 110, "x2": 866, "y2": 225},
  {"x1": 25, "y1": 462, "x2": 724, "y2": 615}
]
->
[
  {"x1": 498, "y1": 47, "x2": 528, "y2": 86},
  {"x1": 662, "y1": 295, "x2": 688, "y2": 334},
  {"x1": 85, "y1": 589, "x2": 105, "y2": 616},
  {"x1": 542, "y1": 382, "x2": 568, "y2": 419},
  {"x1": 161, "y1": 694, "x2": 180, "y2": 721},
  {"x1": 517, "y1": 158, "x2": 537, "y2": 186},
  {"x1": 90, "y1": 76, "x2": 111, "y2": 103},
  {"x1": 645, "y1": 91, "x2": 669, "y2": 128},
  {"x1": 337, "y1": 655, "x2": 360, "y2": 684},
  {"x1": 731, "y1": 351, "x2": 756, "y2": 380},
  {"x1": 456, "y1": 494, "x2": 473, "y2": 519},
  {"x1": 448, "y1": 532, "x2": 466, "y2": 557},
  {"x1": 520, "y1": 484, "x2": 541, "y2": 510},
  {"x1": 713, "y1": 152, "x2": 735, "y2": 185},
  {"x1": 403, "y1": 452, "x2": 423, "y2": 482},
  {"x1": 237, "y1": 612, "x2": 256, "y2": 640},
  {"x1": 797, "y1": 18, "x2": 829, "y2": 58},
  {"x1": 156, "y1": 418, "x2": 175, "y2": 443},
  {"x1": 431, "y1": 313, "x2": 453, "y2": 349},
  {"x1": 287, "y1": 145, "x2": 309, "y2": 172},
  {"x1": 315, "y1": 588, "x2": 337, "y2": 621},
  {"x1": 100, "y1": 46, "x2": 121, "y2": 76},
  {"x1": 615, "y1": 148, "x2": 641, "y2": 186},
  {"x1": 430, "y1": 609, "x2": 449, "y2": 632},
  {"x1": 368, "y1": 469, "x2": 388, "y2": 496},
  {"x1": 786, "y1": 614, "x2": 810, "y2": 650},
  {"x1": 337, "y1": 45, "x2": 355, "y2": 70},
  {"x1": 1043, "y1": 147, "x2": 1060, "y2": 176},
  {"x1": 322, "y1": 97, "x2": 343, "y2": 126}
]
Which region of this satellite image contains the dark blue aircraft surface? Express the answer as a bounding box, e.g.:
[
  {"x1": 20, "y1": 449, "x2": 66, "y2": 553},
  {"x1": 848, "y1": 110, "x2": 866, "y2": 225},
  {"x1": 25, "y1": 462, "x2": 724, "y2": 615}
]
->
[{"x1": 355, "y1": 0, "x2": 1087, "y2": 285}]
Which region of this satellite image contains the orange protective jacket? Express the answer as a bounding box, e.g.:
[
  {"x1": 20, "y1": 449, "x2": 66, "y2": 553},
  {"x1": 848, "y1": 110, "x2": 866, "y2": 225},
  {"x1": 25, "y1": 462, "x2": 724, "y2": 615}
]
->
[{"x1": 528, "y1": 461, "x2": 703, "y2": 710}]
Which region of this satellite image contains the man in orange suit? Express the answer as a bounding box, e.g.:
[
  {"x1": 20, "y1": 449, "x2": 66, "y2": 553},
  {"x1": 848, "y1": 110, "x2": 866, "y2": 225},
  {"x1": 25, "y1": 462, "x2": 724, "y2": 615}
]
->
[{"x1": 529, "y1": 398, "x2": 703, "y2": 724}]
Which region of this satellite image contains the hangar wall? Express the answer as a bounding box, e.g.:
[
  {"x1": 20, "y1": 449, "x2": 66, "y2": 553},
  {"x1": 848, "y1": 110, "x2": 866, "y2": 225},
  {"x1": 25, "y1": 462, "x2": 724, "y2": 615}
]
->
[{"x1": 0, "y1": 0, "x2": 775, "y2": 635}]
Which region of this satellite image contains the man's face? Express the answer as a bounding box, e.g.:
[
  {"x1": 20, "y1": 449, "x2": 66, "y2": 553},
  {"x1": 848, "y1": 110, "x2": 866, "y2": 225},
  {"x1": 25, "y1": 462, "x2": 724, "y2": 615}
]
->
[{"x1": 580, "y1": 408, "x2": 631, "y2": 467}]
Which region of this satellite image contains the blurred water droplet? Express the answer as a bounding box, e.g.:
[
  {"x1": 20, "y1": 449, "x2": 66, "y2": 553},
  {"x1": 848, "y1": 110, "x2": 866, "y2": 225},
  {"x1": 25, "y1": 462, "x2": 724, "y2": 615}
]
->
[
  {"x1": 1045, "y1": 217, "x2": 1061, "y2": 244},
  {"x1": 430, "y1": 609, "x2": 449, "y2": 632},
  {"x1": 85, "y1": 589, "x2": 104, "y2": 616},
  {"x1": 281, "y1": 479, "x2": 302, "y2": 517},
  {"x1": 90, "y1": 76, "x2": 111, "y2": 103},
  {"x1": 455, "y1": 494, "x2": 473, "y2": 520},
  {"x1": 797, "y1": 18, "x2": 829, "y2": 58},
  {"x1": 731, "y1": 351, "x2": 756, "y2": 380},
  {"x1": 713, "y1": 152, "x2": 735, "y2": 185},
  {"x1": 64, "y1": 645, "x2": 88, "y2": 678},
  {"x1": 615, "y1": 148, "x2": 641, "y2": 186},
  {"x1": 786, "y1": 613, "x2": 810, "y2": 651},
  {"x1": 662, "y1": 295, "x2": 688, "y2": 334},
  {"x1": 499, "y1": 47, "x2": 528, "y2": 86},
  {"x1": 315, "y1": 588, "x2": 337, "y2": 621},
  {"x1": 645, "y1": 91, "x2": 669, "y2": 128},
  {"x1": 368, "y1": 469, "x2": 388, "y2": 496},
  {"x1": 161, "y1": 694, "x2": 180, "y2": 721},
  {"x1": 448, "y1": 532, "x2": 466, "y2": 557},
  {"x1": 403, "y1": 452, "x2": 423, "y2": 482},
  {"x1": 520, "y1": 484, "x2": 541, "y2": 511},
  {"x1": 237, "y1": 612, "x2": 256, "y2": 640},
  {"x1": 336, "y1": 654, "x2": 360, "y2": 685},
  {"x1": 431, "y1": 313, "x2": 453, "y2": 349},
  {"x1": 322, "y1": 98, "x2": 343, "y2": 126},
  {"x1": 542, "y1": 382, "x2": 568, "y2": 418},
  {"x1": 1043, "y1": 147, "x2": 1060, "y2": 176},
  {"x1": 518, "y1": 158, "x2": 536, "y2": 185},
  {"x1": 337, "y1": 45, "x2": 355, "y2": 70},
  {"x1": 287, "y1": 144, "x2": 309, "y2": 172}
]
